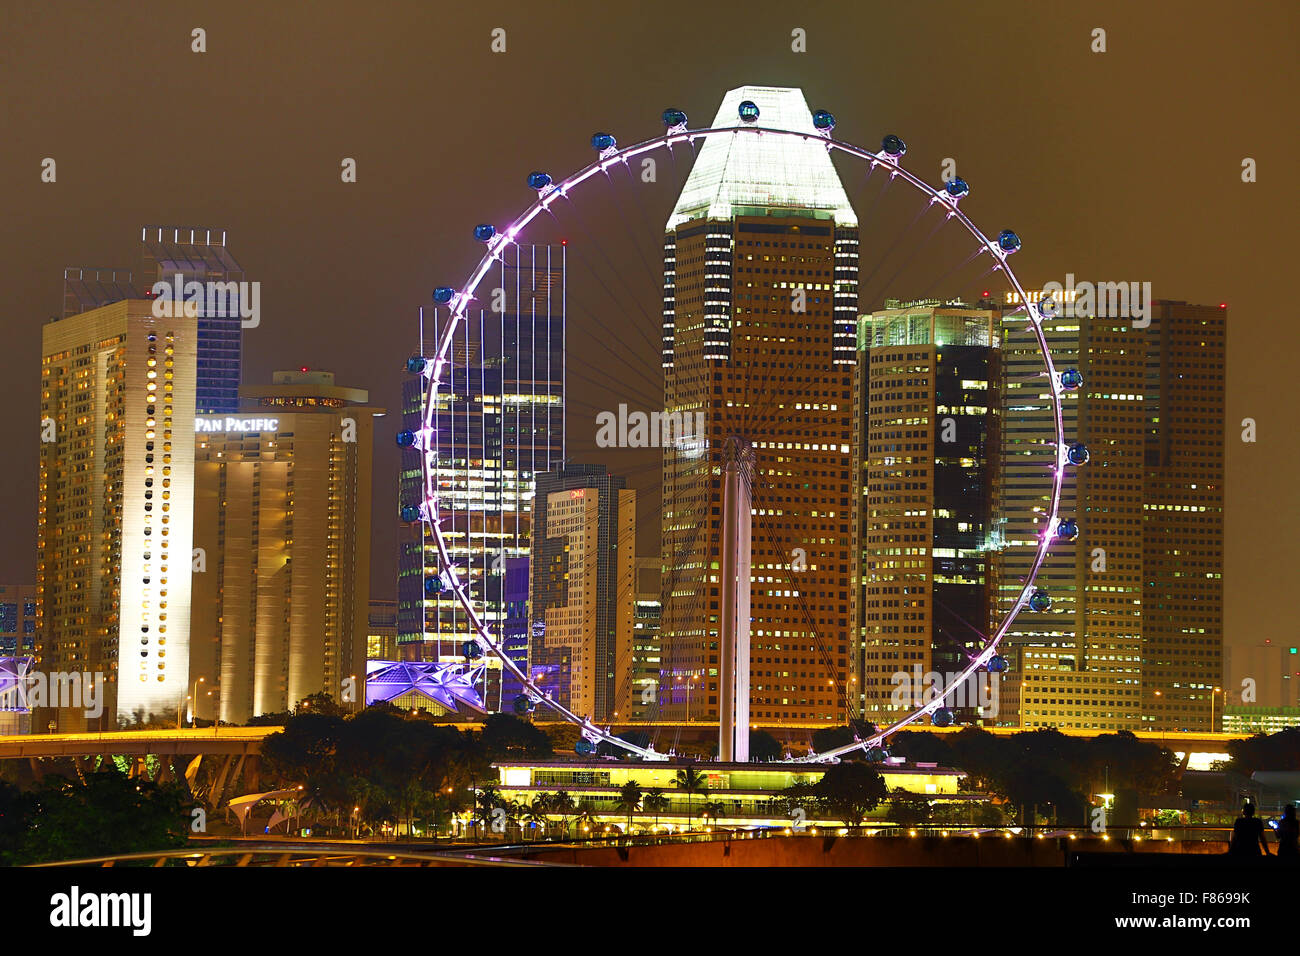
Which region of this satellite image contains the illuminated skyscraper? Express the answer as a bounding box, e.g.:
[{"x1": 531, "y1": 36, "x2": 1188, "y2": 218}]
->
[
  {"x1": 38, "y1": 300, "x2": 197, "y2": 729},
  {"x1": 396, "y1": 246, "x2": 564, "y2": 712},
  {"x1": 529, "y1": 465, "x2": 636, "y2": 721},
  {"x1": 855, "y1": 300, "x2": 999, "y2": 725},
  {"x1": 190, "y1": 371, "x2": 381, "y2": 723},
  {"x1": 1141, "y1": 300, "x2": 1225, "y2": 731},
  {"x1": 660, "y1": 85, "x2": 857, "y2": 725},
  {"x1": 994, "y1": 293, "x2": 1144, "y2": 731}
]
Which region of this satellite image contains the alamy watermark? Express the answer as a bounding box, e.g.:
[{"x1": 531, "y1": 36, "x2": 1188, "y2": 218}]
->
[
  {"x1": 150, "y1": 274, "x2": 261, "y2": 328},
  {"x1": 890, "y1": 666, "x2": 1000, "y2": 717},
  {"x1": 595, "y1": 404, "x2": 706, "y2": 450},
  {"x1": 1037, "y1": 274, "x2": 1152, "y2": 327}
]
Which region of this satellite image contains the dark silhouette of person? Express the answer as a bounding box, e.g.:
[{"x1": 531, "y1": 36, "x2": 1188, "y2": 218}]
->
[
  {"x1": 1227, "y1": 802, "x2": 1269, "y2": 858},
  {"x1": 1276, "y1": 804, "x2": 1299, "y2": 861}
]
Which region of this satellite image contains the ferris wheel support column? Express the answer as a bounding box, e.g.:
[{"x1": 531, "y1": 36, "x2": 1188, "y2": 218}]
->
[{"x1": 719, "y1": 437, "x2": 754, "y2": 762}]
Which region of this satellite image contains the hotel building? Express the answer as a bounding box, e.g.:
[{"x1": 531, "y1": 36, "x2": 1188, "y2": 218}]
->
[
  {"x1": 190, "y1": 370, "x2": 380, "y2": 723},
  {"x1": 38, "y1": 299, "x2": 197, "y2": 729}
]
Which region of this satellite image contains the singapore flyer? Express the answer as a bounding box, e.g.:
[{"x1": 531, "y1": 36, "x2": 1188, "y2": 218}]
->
[
  {"x1": 14, "y1": 1, "x2": 1288, "y2": 937},
  {"x1": 401, "y1": 86, "x2": 1081, "y2": 765}
]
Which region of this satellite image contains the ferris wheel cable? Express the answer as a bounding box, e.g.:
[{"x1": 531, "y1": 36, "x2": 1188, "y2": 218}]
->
[
  {"x1": 552, "y1": 200, "x2": 667, "y2": 369},
  {"x1": 903, "y1": 245, "x2": 987, "y2": 306},
  {"x1": 855, "y1": 197, "x2": 941, "y2": 308},
  {"x1": 558, "y1": 289, "x2": 666, "y2": 406},
  {"x1": 606, "y1": 159, "x2": 678, "y2": 293},
  {"x1": 860, "y1": 212, "x2": 951, "y2": 312}
]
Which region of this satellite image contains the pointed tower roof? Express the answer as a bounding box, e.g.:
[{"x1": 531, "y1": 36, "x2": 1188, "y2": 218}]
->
[{"x1": 667, "y1": 85, "x2": 858, "y2": 230}]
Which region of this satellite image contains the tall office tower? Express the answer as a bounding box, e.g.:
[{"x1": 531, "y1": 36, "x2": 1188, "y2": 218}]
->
[
  {"x1": 190, "y1": 370, "x2": 380, "y2": 723},
  {"x1": 38, "y1": 300, "x2": 197, "y2": 729},
  {"x1": 63, "y1": 228, "x2": 246, "y2": 415},
  {"x1": 626, "y1": 558, "x2": 663, "y2": 721},
  {"x1": 1141, "y1": 301, "x2": 1226, "y2": 731},
  {"x1": 0, "y1": 586, "x2": 37, "y2": 657},
  {"x1": 140, "y1": 227, "x2": 245, "y2": 414},
  {"x1": 529, "y1": 465, "x2": 635, "y2": 721},
  {"x1": 660, "y1": 85, "x2": 858, "y2": 726},
  {"x1": 855, "y1": 301, "x2": 1000, "y2": 725},
  {"x1": 367, "y1": 599, "x2": 399, "y2": 661},
  {"x1": 993, "y1": 293, "x2": 1144, "y2": 731},
  {"x1": 396, "y1": 246, "x2": 564, "y2": 712}
]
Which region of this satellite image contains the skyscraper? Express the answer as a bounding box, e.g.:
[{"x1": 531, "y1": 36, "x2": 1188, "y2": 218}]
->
[
  {"x1": 855, "y1": 300, "x2": 1000, "y2": 725},
  {"x1": 994, "y1": 293, "x2": 1145, "y2": 731},
  {"x1": 660, "y1": 86, "x2": 857, "y2": 725},
  {"x1": 190, "y1": 370, "x2": 381, "y2": 723},
  {"x1": 1141, "y1": 300, "x2": 1226, "y2": 731},
  {"x1": 38, "y1": 299, "x2": 197, "y2": 729},
  {"x1": 396, "y1": 246, "x2": 564, "y2": 712},
  {"x1": 529, "y1": 464, "x2": 635, "y2": 721}
]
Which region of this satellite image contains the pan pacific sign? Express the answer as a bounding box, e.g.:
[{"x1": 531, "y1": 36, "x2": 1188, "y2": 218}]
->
[{"x1": 195, "y1": 416, "x2": 280, "y2": 433}]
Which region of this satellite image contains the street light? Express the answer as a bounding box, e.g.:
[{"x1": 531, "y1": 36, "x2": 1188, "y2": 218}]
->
[
  {"x1": 1209, "y1": 686, "x2": 1223, "y2": 732},
  {"x1": 180, "y1": 676, "x2": 205, "y2": 729}
]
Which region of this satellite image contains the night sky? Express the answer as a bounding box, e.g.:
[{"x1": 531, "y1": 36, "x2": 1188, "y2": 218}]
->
[{"x1": 3, "y1": 1, "x2": 1295, "y2": 660}]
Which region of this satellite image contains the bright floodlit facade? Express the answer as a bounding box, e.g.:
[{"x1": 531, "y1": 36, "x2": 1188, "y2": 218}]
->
[{"x1": 38, "y1": 299, "x2": 197, "y2": 729}]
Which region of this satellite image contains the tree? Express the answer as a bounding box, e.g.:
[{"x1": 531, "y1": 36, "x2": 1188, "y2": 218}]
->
[
  {"x1": 643, "y1": 788, "x2": 669, "y2": 830},
  {"x1": 549, "y1": 790, "x2": 577, "y2": 838},
  {"x1": 888, "y1": 788, "x2": 932, "y2": 828},
  {"x1": 479, "y1": 713, "x2": 553, "y2": 759},
  {"x1": 812, "y1": 763, "x2": 887, "y2": 827},
  {"x1": 295, "y1": 691, "x2": 344, "y2": 717},
  {"x1": 8, "y1": 770, "x2": 192, "y2": 865},
  {"x1": 748, "y1": 729, "x2": 784, "y2": 762},
  {"x1": 700, "y1": 800, "x2": 725, "y2": 825},
  {"x1": 617, "y1": 780, "x2": 643, "y2": 833},
  {"x1": 675, "y1": 764, "x2": 708, "y2": 827}
]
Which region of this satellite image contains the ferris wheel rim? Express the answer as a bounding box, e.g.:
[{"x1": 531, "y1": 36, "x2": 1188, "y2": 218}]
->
[{"x1": 411, "y1": 119, "x2": 1070, "y2": 765}]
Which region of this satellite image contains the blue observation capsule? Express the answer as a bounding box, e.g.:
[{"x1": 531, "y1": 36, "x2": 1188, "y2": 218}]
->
[
  {"x1": 1028, "y1": 588, "x2": 1052, "y2": 612},
  {"x1": 945, "y1": 177, "x2": 970, "y2": 199},
  {"x1": 881, "y1": 134, "x2": 907, "y2": 157},
  {"x1": 662, "y1": 108, "x2": 687, "y2": 128},
  {"x1": 400, "y1": 505, "x2": 420, "y2": 523},
  {"x1": 931, "y1": 708, "x2": 954, "y2": 728},
  {"x1": 527, "y1": 171, "x2": 552, "y2": 191},
  {"x1": 812, "y1": 109, "x2": 836, "y2": 131},
  {"x1": 473, "y1": 223, "x2": 496, "y2": 242},
  {"x1": 1060, "y1": 368, "x2": 1084, "y2": 390},
  {"x1": 461, "y1": 640, "x2": 483, "y2": 660},
  {"x1": 738, "y1": 100, "x2": 760, "y2": 123},
  {"x1": 987, "y1": 655, "x2": 1009, "y2": 673},
  {"x1": 512, "y1": 694, "x2": 536, "y2": 715},
  {"x1": 997, "y1": 230, "x2": 1022, "y2": 254},
  {"x1": 423, "y1": 575, "x2": 445, "y2": 596},
  {"x1": 432, "y1": 287, "x2": 455, "y2": 304},
  {"x1": 406, "y1": 356, "x2": 427, "y2": 375},
  {"x1": 575, "y1": 738, "x2": 595, "y2": 756},
  {"x1": 1067, "y1": 442, "x2": 1090, "y2": 466},
  {"x1": 591, "y1": 132, "x2": 616, "y2": 151},
  {"x1": 395, "y1": 430, "x2": 416, "y2": 447},
  {"x1": 866, "y1": 746, "x2": 888, "y2": 762},
  {"x1": 1056, "y1": 518, "x2": 1079, "y2": 542}
]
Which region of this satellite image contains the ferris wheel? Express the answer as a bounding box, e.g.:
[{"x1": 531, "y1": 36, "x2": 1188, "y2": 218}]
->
[{"x1": 397, "y1": 97, "x2": 1086, "y2": 764}]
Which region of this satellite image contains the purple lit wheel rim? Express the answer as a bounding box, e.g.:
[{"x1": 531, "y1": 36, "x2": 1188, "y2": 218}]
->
[{"x1": 416, "y1": 123, "x2": 1068, "y2": 763}]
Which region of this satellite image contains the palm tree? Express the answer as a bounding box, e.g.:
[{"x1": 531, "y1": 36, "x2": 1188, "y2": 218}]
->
[
  {"x1": 550, "y1": 790, "x2": 576, "y2": 838},
  {"x1": 617, "y1": 779, "x2": 643, "y2": 834},
  {"x1": 675, "y1": 764, "x2": 708, "y2": 828},
  {"x1": 643, "y1": 788, "x2": 669, "y2": 831},
  {"x1": 701, "y1": 800, "x2": 725, "y2": 826}
]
